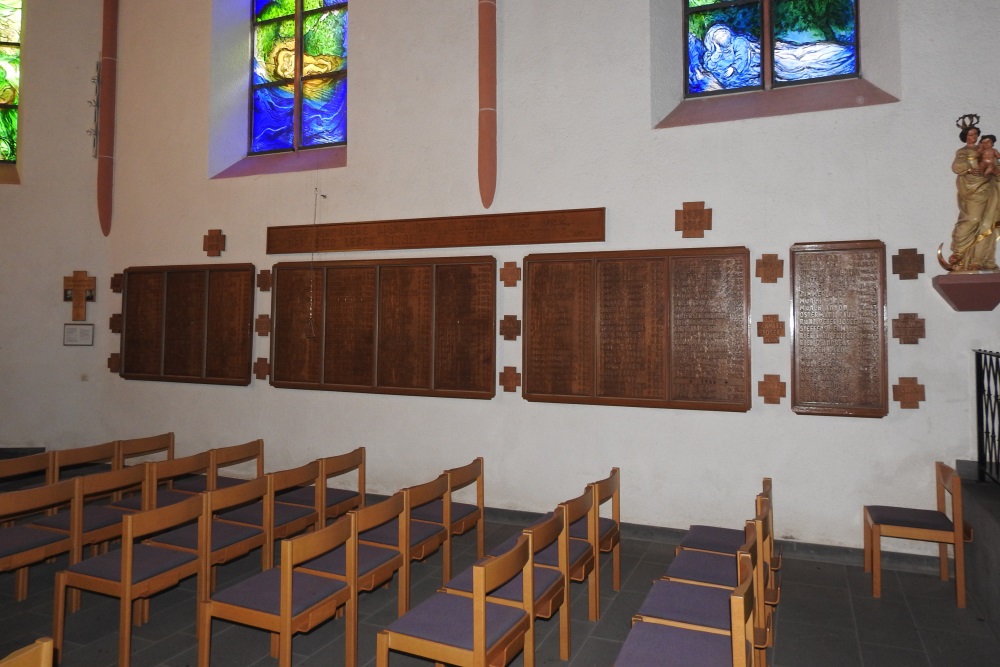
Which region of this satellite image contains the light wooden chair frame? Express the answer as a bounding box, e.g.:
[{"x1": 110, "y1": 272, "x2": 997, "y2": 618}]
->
[
  {"x1": 117, "y1": 432, "x2": 175, "y2": 467},
  {"x1": 0, "y1": 637, "x2": 53, "y2": 667}
]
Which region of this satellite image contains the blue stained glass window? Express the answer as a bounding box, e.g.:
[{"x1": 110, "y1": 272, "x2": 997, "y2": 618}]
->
[
  {"x1": 250, "y1": 0, "x2": 346, "y2": 155},
  {"x1": 686, "y1": 0, "x2": 858, "y2": 98}
]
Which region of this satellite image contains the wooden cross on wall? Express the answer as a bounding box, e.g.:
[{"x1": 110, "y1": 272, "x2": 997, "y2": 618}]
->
[{"x1": 63, "y1": 271, "x2": 96, "y2": 321}]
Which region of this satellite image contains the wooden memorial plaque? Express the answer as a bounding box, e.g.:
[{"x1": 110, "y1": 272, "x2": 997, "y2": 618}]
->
[
  {"x1": 120, "y1": 264, "x2": 255, "y2": 385},
  {"x1": 523, "y1": 247, "x2": 750, "y2": 411},
  {"x1": 270, "y1": 256, "x2": 495, "y2": 399},
  {"x1": 791, "y1": 240, "x2": 887, "y2": 417},
  {"x1": 267, "y1": 208, "x2": 605, "y2": 254}
]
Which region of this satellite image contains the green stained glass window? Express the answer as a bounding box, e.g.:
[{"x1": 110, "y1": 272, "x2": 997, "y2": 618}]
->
[
  {"x1": 0, "y1": 0, "x2": 21, "y2": 163},
  {"x1": 251, "y1": 0, "x2": 347, "y2": 155}
]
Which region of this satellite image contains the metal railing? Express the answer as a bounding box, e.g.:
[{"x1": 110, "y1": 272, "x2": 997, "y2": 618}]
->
[{"x1": 976, "y1": 350, "x2": 1000, "y2": 484}]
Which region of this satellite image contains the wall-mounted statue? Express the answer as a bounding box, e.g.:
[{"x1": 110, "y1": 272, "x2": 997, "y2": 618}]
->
[{"x1": 939, "y1": 114, "x2": 1000, "y2": 272}]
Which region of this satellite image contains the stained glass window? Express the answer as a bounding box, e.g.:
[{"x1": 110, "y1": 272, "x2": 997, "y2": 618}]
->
[
  {"x1": 251, "y1": 0, "x2": 347, "y2": 155},
  {"x1": 0, "y1": 0, "x2": 21, "y2": 163},
  {"x1": 686, "y1": 0, "x2": 857, "y2": 97}
]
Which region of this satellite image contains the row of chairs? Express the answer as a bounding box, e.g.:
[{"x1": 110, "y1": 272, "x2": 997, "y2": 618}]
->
[
  {"x1": 614, "y1": 479, "x2": 781, "y2": 666},
  {"x1": 375, "y1": 467, "x2": 621, "y2": 667}
]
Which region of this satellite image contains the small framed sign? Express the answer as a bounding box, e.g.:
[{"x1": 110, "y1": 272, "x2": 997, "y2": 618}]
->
[{"x1": 63, "y1": 323, "x2": 95, "y2": 346}]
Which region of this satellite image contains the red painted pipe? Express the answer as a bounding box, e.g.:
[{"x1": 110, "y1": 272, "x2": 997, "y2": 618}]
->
[
  {"x1": 97, "y1": 0, "x2": 118, "y2": 236},
  {"x1": 478, "y1": 0, "x2": 497, "y2": 209}
]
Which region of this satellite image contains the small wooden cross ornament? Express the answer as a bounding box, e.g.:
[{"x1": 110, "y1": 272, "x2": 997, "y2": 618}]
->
[
  {"x1": 63, "y1": 271, "x2": 96, "y2": 321},
  {"x1": 253, "y1": 358, "x2": 271, "y2": 380},
  {"x1": 499, "y1": 366, "x2": 521, "y2": 392},
  {"x1": 893, "y1": 377, "x2": 925, "y2": 409},
  {"x1": 755, "y1": 254, "x2": 784, "y2": 283},
  {"x1": 756, "y1": 315, "x2": 785, "y2": 344},
  {"x1": 892, "y1": 313, "x2": 926, "y2": 344},
  {"x1": 203, "y1": 229, "x2": 226, "y2": 257},
  {"x1": 257, "y1": 270, "x2": 272, "y2": 292},
  {"x1": 674, "y1": 201, "x2": 712, "y2": 238},
  {"x1": 757, "y1": 374, "x2": 786, "y2": 405},
  {"x1": 255, "y1": 315, "x2": 271, "y2": 337},
  {"x1": 500, "y1": 262, "x2": 521, "y2": 287},
  {"x1": 499, "y1": 315, "x2": 522, "y2": 341},
  {"x1": 892, "y1": 248, "x2": 924, "y2": 280}
]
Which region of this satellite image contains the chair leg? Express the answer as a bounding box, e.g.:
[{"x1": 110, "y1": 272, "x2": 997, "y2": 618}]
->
[
  {"x1": 14, "y1": 566, "x2": 28, "y2": 601},
  {"x1": 862, "y1": 509, "x2": 872, "y2": 573},
  {"x1": 612, "y1": 543, "x2": 621, "y2": 591},
  {"x1": 270, "y1": 632, "x2": 279, "y2": 659},
  {"x1": 559, "y1": 584, "x2": 571, "y2": 660},
  {"x1": 68, "y1": 586, "x2": 81, "y2": 614},
  {"x1": 399, "y1": 561, "x2": 410, "y2": 616},
  {"x1": 53, "y1": 572, "x2": 67, "y2": 664},
  {"x1": 119, "y1": 596, "x2": 133, "y2": 667},
  {"x1": 587, "y1": 565, "x2": 599, "y2": 622},
  {"x1": 376, "y1": 630, "x2": 389, "y2": 667},
  {"x1": 278, "y1": 631, "x2": 292, "y2": 667},
  {"x1": 524, "y1": 614, "x2": 536, "y2": 667},
  {"x1": 938, "y1": 543, "x2": 949, "y2": 581},
  {"x1": 955, "y1": 540, "x2": 967, "y2": 608},
  {"x1": 345, "y1": 597, "x2": 358, "y2": 667},
  {"x1": 476, "y1": 518, "x2": 485, "y2": 558},
  {"x1": 197, "y1": 603, "x2": 212, "y2": 667},
  {"x1": 872, "y1": 525, "x2": 882, "y2": 598}
]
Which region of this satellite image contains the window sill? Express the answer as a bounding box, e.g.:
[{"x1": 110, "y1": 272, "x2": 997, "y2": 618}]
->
[
  {"x1": 0, "y1": 163, "x2": 21, "y2": 184},
  {"x1": 656, "y1": 78, "x2": 898, "y2": 129},
  {"x1": 210, "y1": 145, "x2": 346, "y2": 179}
]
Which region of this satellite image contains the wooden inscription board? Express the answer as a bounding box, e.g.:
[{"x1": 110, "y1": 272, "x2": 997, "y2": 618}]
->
[
  {"x1": 266, "y1": 208, "x2": 605, "y2": 254},
  {"x1": 270, "y1": 257, "x2": 496, "y2": 399},
  {"x1": 120, "y1": 264, "x2": 255, "y2": 385},
  {"x1": 523, "y1": 248, "x2": 750, "y2": 411},
  {"x1": 791, "y1": 240, "x2": 888, "y2": 417}
]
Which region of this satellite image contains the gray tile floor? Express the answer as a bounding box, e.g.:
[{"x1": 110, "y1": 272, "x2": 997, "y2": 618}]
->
[{"x1": 1, "y1": 517, "x2": 998, "y2": 666}]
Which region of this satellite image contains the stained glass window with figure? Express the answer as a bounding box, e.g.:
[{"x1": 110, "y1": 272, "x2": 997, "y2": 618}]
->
[
  {"x1": 251, "y1": 0, "x2": 347, "y2": 155},
  {"x1": 0, "y1": 0, "x2": 21, "y2": 163},
  {"x1": 686, "y1": 0, "x2": 857, "y2": 97}
]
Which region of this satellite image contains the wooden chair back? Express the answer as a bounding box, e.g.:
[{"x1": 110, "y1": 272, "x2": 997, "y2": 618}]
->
[
  {"x1": 0, "y1": 638, "x2": 53, "y2": 667},
  {"x1": 151, "y1": 451, "x2": 212, "y2": 488},
  {"x1": 588, "y1": 467, "x2": 621, "y2": 590},
  {"x1": 118, "y1": 432, "x2": 175, "y2": 467},
  {"x1": 210, "y1": 439, "x2": 264, "y2": 489},
  {"x1": 210, "y1": 475, "x2": 273, "y2": 569},
  {"x1": 1, "y1": 479, "x2": 77, "y2": 588},
  {"x1": 0, "y1": 451, "x2": 54, "y2": 487},
  {"x1": 474, "y1": 534, "x2": 533, "y2": 662},
  {"x1": 53, "y1": 441, "x2": 118, "y2": 480},
  {"x1": 757, "y1": 477, "x2": 781, "y2": 572},
  {"x1": 319, "y1": 446, "x2": 366, "y2": 519},
  {"x1": 69, "y1": 464, "x2": 149, "y2": 557},
  {"x1": 445, "y1": 457, "x2": 485, "y2": 557},
  {"x1": 730, "y1": 551, "x2": 756, "y2": 667}
]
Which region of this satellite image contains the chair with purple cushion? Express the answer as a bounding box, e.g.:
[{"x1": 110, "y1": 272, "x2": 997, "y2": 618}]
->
[
  {"x1": 197, "y1": 513, "x2": 355, "y2": 667},
  {"x1": 52, "y1": 494, "x2": 204, "y2": 667},
  {"x1": 557, "y1": 487, "x2": 599, "y2": 622},
  {"x1": 411, "y1": 457, "x2": 485, "y2": 568},
  {"x1": 297, "y1": 491, "x2": 406, "y2": 638},
  {"x1": 573, "y1": 468, "x2": 620, "y2": 596},
  {"x1": 614, "y1": 557, "x2": 757, "y2": 667},
  {"x1": 0, "y1": 451, "x2": 53, "y2": 496},
  {"x1": 173, "y1": 439, "x2": 264, "y2": 493},
  {"x1": 52, "y1": 440, "x2": 118, "y2": 481},
  {"x1": 117, "y1": 432, "x2": 175, "y2": 467},
  {"x1": 864, "y1": 461, "x2": 973, "y2": 608},
  {"x1": 276, "y1": 446, "x2": 365, "y2": 524},
  {"x1": 445, "y1": 508, "x2": 566, "y2": 666},
  {"x1": 361, "y1": 474, "x2": 450, "y2": 613},
  {"x1": 111, "y1": 451, "x2": 209, "y2": 512},
  {"x1": 217, "y1": 460, "x2": 321, "y2": 541},
  {"x1": 0, "y1": 478, "x2": 77, "y2": 601},
  {"x1": 376, "y1": 533, "x2": 533, "y2": 667}
]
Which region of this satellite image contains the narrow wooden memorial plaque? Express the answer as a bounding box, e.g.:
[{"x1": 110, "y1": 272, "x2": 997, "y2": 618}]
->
[
  {"x1": 791, "y1": 240, "x2": 887, "y2": 417},
  {"x1": 270, "y1": 256, "x2": 496, "y2": 399},
  {"x1": 267, "y1": 208, "x2": 605, "y2": 254},
  {"x1": 523, "y1": 247, "x2": 750, "y2": 411}
]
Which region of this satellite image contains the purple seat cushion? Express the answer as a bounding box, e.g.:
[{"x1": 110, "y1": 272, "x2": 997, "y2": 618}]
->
[
  {"x1": 679, "y1": 525, "x2": 746, "y2": 555},
  {"x1": 866, "y1": 505, "x2": 954, "y2": 532},
  {"x1": 637, "y1": 580, "x2": 731, "y2": 631},
  {"x1": 615, "y1": 620, "x2": 733, "y2": 666},
  {"x1": 446, "y1": 563, "x2": 563, "y2": 604},
  {"x1": 0, "y1": 525, "x2": 69, "y2": 558},
  {"x1": 300, "y1": 542, "x2": 398, "y2": 578},
  {"x1": 410, "y1": 499, "x2": 479, "y2": 525},
  {"x1": 665, "y1": 550, "x2": 738, "y2": 588},
  {"x1": 386, "y1": 592, "x2": 527, "y2": 651},
  {"x1": 360, "y1": 517, "x2": 446, "y2": 549},
  {"x1": 112, "y1": 488, "x2": 194, "y2": 511},
  {"x1": 219, "y1": 501, "x2": 314, "y2": 528},
  {"x1": 68, "y1": 544, "x2": 197, "y2": 583},
  {"x1": 211, "y1": 568, "x2": 347, "y2": 616},
  {"x1": 490, "y1": 534, "x2": 591, "y2": 570},
  {"x1": 32, "y1": 505, "x2": 127, "y2": 533},
  {"x1": 276, "y1": 485, "x2": 359, "y2": 510},
  {"x1": 147, "y1": 520, "x2": 261, "y2": 552},
  {"x1": 569, "y1": 515, "x2": 618, "y2": 542},
  {"x1": 172, "y1": 474, "x2": 247, "y2": 493}
]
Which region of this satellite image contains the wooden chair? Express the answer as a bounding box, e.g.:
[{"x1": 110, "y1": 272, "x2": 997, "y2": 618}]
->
[
  {"x1": 0, "y1": 638, "x2": 53, "y2": 667},
  {"x1": 411, "y1": 457, "x2": 485, "y2": 566},
  {"x1": 117, "y1": 432, "x2": 175, "y2": 467},
  {"x1": 376, "y1": 533, "x2": 533, "y2": 667},
  {"x1": 111, "y1": 451, "x2": 210, "y2": 511},
  {"x1": 444, "y1": 509, "x2": 567, "y2": 667},
  {"x1": 217, "y1": 460, "x2": 321, "y2": 541},
  {"x1": 52, "y1": 441, "x2": 118, "y2": 480},
  {"x1": 550, "y1": 488, "x2": 598, "y2": 622},
  {"x1": 614, "y1": 552, "x2": 757, "y2": 667},
  {"x1": 53, "y1": 494, "x2": 204, "y2": 666},
  {"x1": 173, "y1": 439, "x2": 264, "y2": 493},
  {"x1": 864, "y1": 461, "x2": 973, "y2": 607},
  {"x1": 296, "y1": 491, "x2": 407, "y2": 654},
  {"x1": 276, "y1": 446, "x2": 365, "y2": 524},
  {"x1": 572, "y1": 467, "x2": 620, "y2": 594},
  {"x1": 0, "y1": 451, "x2": 53, "y2": 494},
  {"x1": 0, "y1": 479, "x2": 77, "y2": 601},
  {"x1": 198, "y1": 513, "x2": 355, "y2": 667}
]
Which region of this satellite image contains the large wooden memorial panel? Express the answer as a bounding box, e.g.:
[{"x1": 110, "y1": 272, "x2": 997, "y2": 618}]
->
[
  {"x1": 523, "y1": 248, "x2": 750, "y2": 411},
  {"x1": 791, "y1": 240, "x2": 888, "y2": 417},
  {"x1": 270, "y1": 256, "x2": 496, "y2": 399},
  {"x1": 120, "y1": 264, "x2": 255, "y2": 385}
]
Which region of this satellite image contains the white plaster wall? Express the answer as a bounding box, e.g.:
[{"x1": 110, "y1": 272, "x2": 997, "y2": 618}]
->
[{"x1": 2, "y1": 0, "x2": 999, "y2": 554}]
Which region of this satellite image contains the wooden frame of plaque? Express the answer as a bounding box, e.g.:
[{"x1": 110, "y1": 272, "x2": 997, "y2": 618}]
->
[
  {"x1": 790, "y1": 240, "x2": 888, "y2": 418},
  {"x1": 269, "y1": 256, "x2": 496, "y2": 399},
  {"x1": 522, "y1": 247, "x2": 751, "y2": 411},
  {"x1": 119, "y1": 264, "x2": 255, "y2": 385}
]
